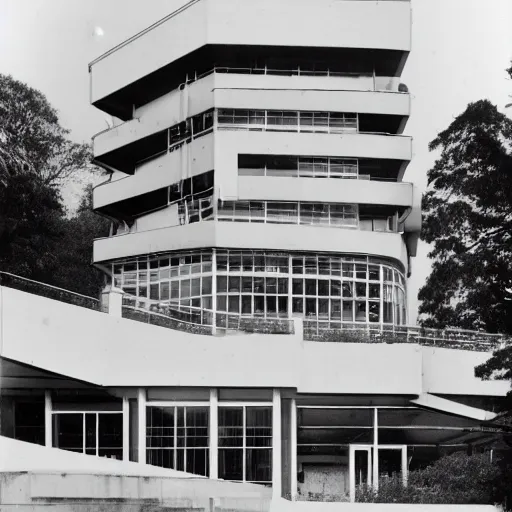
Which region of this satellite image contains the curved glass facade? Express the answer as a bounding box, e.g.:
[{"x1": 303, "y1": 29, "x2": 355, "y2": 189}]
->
[{"x1": 114, "y1": 250, "x2": 407, "y2": 328}]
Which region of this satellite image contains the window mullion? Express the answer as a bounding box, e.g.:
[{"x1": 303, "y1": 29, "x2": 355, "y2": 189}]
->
[
  {"x1": 174, "y1": 406, "x2": 178, "y2": 470},
  {"x1": 184, "y1": 407, "x2": 187, "y2": 473},
  {"x1": 82, "y1": 413, "x2": 86, "y2": 454},
  {"x1": 96, "y1": 413, "x2": 99, "y2": 456}
]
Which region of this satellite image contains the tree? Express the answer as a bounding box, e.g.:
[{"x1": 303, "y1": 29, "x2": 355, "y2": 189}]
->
[
  {"x1": 0, "y1": 74, "x2": 93, "y2": 187},
  {"x1": 0, "y1": 74, "x2": 108, "y2": 295},
  {"x1": 0, "y1": 172, "x2": 64, "y2": 281},
  {"x1": 418, "y1": 99, "x2": 512, "y2": 334},
  {"x1": 51, "y1": 185, "x2": 111, "y2": 297}
]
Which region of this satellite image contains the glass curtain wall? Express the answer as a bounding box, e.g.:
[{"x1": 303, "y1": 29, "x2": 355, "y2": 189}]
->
[
  {"x1": 146, "y1": 406, "x2": 209, "y2": 476},
  {"x1": 114, "y1": 251, "x2": 408, "y2": 327},
  {"x1": 52, "y1": 412, "x2": 123, "y2": 459}
]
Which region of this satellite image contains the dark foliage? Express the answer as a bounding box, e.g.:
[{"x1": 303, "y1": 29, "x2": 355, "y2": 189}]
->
[
  {"x1": 0, "y1": 74, "x2": 109, "y2": 297},
  {"x1": 356, "y1": 452, "x2": 498, "y2": 505},
  {"x1": 419, "y1": 99, "x2": 512, "y2": 334}
]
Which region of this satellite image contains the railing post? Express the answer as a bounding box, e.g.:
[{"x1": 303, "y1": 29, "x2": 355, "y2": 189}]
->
[{"x1": 100, "y1": 284, "x2": 124, "y2": 317}]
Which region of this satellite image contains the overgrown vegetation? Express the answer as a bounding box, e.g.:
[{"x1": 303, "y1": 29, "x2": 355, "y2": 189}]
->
[
  {"x1": 356, "y1": 452, "x2": 499, "y2": 505},
  {"x1": 0, "y1": 74, "x2": 110, "y2": 297}
]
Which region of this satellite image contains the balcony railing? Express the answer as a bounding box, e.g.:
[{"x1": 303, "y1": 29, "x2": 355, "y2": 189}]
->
[
  {"x1": 122, "y1": 297, "x2": 295, "y2": 336},
  {"x1": 0, "y1": 271, "x2": 509, "y2": 350},
  {"x1": 303, "y1": 320, "x2": 510, "y2": 352},
  {"x1": 0, "y1": 271, "x2": 100, "y2": 311}
]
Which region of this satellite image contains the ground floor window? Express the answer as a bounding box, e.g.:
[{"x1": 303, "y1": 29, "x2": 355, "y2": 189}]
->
[
  {"x1": 146, "y1": 406, "x2": 209, "y2": 476},
  {"x1": 218, "y1": 406, "x2": 272, "y2": 484},
  {"x1": 52, "y1": 412, "x2": 122, "y2": 459},
  {"x1": 14, "y1": 400, "x2": 45, "y2": 445}
]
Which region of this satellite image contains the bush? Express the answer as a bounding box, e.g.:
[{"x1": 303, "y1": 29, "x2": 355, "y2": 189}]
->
[{"x1": 356, "y1": 452, "x2": 499, "y2": 505}]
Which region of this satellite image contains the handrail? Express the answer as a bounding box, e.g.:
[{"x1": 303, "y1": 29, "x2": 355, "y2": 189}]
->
[
  {"x1": 0, "y1": 271, "x2": 99, "y2": 302},
  {"x1": 0, "y1": 271, "x2": 100, "y2": 311},
  {"x1": 1, "y1": 271, "x2": 508, "y2": 349}
]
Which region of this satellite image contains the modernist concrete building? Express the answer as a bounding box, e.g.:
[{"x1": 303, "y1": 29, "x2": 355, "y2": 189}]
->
[{"x1": 0, "y1": 0, "x2": 510, "y2": 509}]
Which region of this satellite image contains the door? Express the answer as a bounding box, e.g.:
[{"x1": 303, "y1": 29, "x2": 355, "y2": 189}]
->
[
  {"x1": 376, "y1": 445, "x2": 408, "y2": 489},
  {"x1": 349, "y1": 445, "x2": 372, "y2": 502}
]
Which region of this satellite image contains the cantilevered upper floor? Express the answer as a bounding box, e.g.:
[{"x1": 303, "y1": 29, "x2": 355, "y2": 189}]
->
[{"x1": 89, "y1": 0, "x2": 412, "y2": 119}]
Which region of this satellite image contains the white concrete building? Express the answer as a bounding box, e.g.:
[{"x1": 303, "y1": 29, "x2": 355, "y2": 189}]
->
[{"x1": 0, "y1": 1, "x2": 509, "y2": 509}]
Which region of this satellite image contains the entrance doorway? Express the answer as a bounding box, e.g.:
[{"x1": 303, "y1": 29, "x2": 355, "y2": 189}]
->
[{"x1": 349, "y1": 444, "x2": 407, "y2": 502}]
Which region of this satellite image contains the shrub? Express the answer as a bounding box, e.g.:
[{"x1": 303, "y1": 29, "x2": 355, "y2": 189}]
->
[{"x1": 356, "y1": 452, "x2": 499, "y2": 505}]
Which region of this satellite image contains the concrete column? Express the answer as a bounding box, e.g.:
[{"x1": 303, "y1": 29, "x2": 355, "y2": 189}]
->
[
  {"x1": 137, "y1": 388, "x2": 146, "y2": 464},
  {"x1": 122, "y1": 396, "x2": 130, "y2": 461},
  {"x1": 209, "y1": 388, "x2": 219, "y2": 479},
  {"x1": 292, "y1": 317, "x2": 303, "y2": 340},
  {"x1": 290, "y1": 399, "x2": 298, "y2": 501},
  {"x1": 373, "y1": 408, "x2": 379, "y2": 489},
  {"x1": 44, "y1": 390, "x2": 52, "y2": 447},
  {"x1": 272, "y1": 389, "x2": 282, "y2": 497}
]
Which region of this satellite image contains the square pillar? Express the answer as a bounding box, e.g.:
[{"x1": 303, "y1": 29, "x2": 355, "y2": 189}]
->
[
  {"x1": 100, "y1": 284, "x2": 124, "y2": 317},
  {"x1": 209, "y1": 388, "x2": 219, "y2": 479},
  {"x1": 137, "y1": 388, "x2": 146, "y2": 464},
  {"x1": 272, "y1": 389, "x2": 282, "y2": 497},
  {"x1": 44, "y1": 390, "x2": 52, "y2": 447},
  {"x1": 122, "y1": 396, "x2": 130, "y2": 461}
]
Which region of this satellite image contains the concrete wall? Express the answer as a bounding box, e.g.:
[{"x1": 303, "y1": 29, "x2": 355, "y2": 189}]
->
[
  {"x1": 92, "y1": 221, "x2": 409, "y2": 268},
  {"x1": 1, "y1": 286, "x2": 506, "y2": 398},
  {"x1": 237, "y1": 177, "x2": 414, "y2": 207},
  {"x1": 90, "y1": 0, "x2": 411, "y2": 104},
  {"x1": 271, "y1": 501, "x2": 499, "y2": 512},
  {"x1": 422, "y1": 347, "x2": 510, "y2": 397},
  {"x1": 299, "y1": 342, "x2": 422, "y2": 396},
  {"x1": 94, "y1": 135, "x2": 214, "y2": 210}
]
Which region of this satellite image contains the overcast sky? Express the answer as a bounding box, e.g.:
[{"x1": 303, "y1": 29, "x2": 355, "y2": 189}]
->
[{"x1": 1, "y1": 0, "x2": 511, "y2": 322}]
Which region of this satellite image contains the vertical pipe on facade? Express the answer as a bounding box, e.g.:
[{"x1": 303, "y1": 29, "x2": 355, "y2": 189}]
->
[
  {"x1": 44, "y1": 390, "x2": 52, "y2": 447},
  {"x1": 209, "y1": 388, "x2": 219, "y2": 479},
  {"x1": 272, "y1": 389, "x2": 282, "y2": 497}
]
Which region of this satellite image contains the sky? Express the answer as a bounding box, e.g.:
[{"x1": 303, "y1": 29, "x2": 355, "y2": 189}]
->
[{"x1": 0, "y1": 0, "x2": 511, "y2": 323}]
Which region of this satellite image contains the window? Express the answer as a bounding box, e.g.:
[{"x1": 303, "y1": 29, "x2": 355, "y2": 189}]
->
[
  {"x1": 219, "y1": 406, "x2": 272, "y2": 484},
  {"x1": 146, "y1": 406, "x2": 209, "y2": 476},
  {"x1": 266, "y1": 111, "x2": 298, "y2": 129},
  {"x1": 52, "y1": 412, "x2": 123, "y2": 459},
  {"x1": 13, "y1": 400, "x2": 45, "y2": 445},
  {"x1": 117, "y1": 251, "x2": 407, "y2": 329},
  {"x1": 218, "y1": 109, "x2": 358, "y2": 135}
]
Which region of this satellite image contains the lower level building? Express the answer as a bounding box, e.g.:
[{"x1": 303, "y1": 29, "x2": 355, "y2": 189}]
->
[{"x1": 0, "y1": 274, "x2": 510, "y2": 505}]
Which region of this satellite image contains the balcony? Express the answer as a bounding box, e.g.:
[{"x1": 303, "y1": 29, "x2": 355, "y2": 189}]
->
[
  {"x1": 92, "y1": 221, "x2": 409, "y2": 267},
  {"x1": 89, "y1": 0, "x2": 411, "y2": 117},
  {"x1": 93, "y1": 76, "x2": 410, "y2": 164}
]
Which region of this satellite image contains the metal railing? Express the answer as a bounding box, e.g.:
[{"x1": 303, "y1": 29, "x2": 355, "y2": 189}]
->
[
  {"x1": 303, "y1": 320, "x2": 510, "y2": 352},
  {"x1": 0, "y1": 271, "x2": 100, "y2": 311},
  {"x1": 1, "y1": 271, "x2": 508, "y2": 349},
  {"x1": 122, "y1": 296, "x2": 295, "y2": 336}
]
